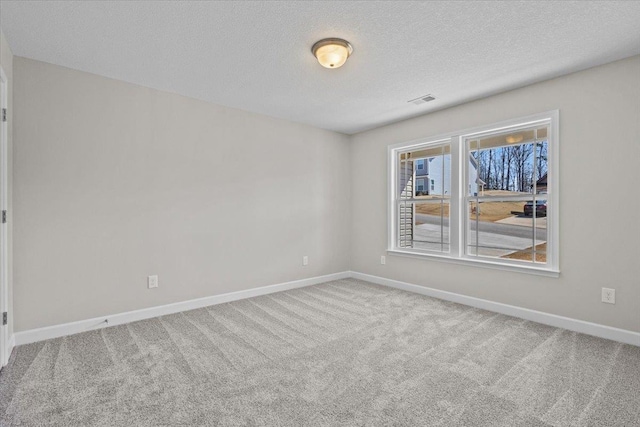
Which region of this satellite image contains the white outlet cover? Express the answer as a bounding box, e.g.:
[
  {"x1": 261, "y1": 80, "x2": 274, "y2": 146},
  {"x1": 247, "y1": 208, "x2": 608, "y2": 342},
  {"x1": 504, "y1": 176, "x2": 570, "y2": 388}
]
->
[
  {"x1": 148, "y1": 275, "x2": 159, "y2": 289},
  {"x1": 601, "y1": 287, "x2": 615, "y2": 304},
  {"x1": 381, "y1": 255, "x2": 386, "y2": 265},
  {"x1": 302, "y1": 256, "x2": 309, "y2": 266}
]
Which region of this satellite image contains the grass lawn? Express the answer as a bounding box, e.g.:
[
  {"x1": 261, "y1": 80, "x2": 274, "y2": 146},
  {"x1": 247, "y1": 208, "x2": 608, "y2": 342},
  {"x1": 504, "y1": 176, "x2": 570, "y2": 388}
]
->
[
  {"x1": 415, "y1": 191, "x2": 526, "y2": 223},
  {"x1": 502, "y1": 242, "x2": 547, "y2": 262}
]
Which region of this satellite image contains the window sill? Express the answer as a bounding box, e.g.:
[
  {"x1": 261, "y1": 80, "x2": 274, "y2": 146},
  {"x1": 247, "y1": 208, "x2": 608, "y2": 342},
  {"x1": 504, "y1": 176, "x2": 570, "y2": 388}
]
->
[{"x1": 387, "y1": 249, "x2": 560, "y2": 278}]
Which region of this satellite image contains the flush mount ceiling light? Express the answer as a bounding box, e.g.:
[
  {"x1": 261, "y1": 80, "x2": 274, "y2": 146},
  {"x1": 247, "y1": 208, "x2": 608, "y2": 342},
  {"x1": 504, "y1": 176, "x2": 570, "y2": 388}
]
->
[
  {"x1": 506, "y1": 134, "x2": 524, "y2": 144},
  {"x1": 311, "y1": 38, "x2": 353, "y2": 69}
]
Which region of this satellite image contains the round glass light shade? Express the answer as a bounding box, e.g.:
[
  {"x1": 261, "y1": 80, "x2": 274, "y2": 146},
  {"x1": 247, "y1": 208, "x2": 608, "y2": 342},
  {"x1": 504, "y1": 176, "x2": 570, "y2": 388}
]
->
[
  {"x1": 312, "y1": 38, "x2": 353, "y2": 69},
  {"x1": 506, "y1": 134, "x2": 524, "y2": 144}
]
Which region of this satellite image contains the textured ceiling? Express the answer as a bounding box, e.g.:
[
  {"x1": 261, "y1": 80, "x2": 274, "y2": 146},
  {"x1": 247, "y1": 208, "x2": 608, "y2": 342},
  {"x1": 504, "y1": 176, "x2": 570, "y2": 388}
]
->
[{"x1": 1, "y1": 1, "x2": 640, "y2": 134}]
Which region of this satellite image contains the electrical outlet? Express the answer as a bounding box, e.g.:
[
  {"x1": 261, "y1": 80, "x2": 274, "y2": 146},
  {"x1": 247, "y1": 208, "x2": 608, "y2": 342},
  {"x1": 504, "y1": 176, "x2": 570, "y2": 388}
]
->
[
  {"x1": 601, "y1": 287, "x2": 615, "y2": 304},
  {"x1": 302, "y1": 256, "x2": 309, "y2": 266},
  {"x1": 148, "y1": 275, "x2": 158, "y2": 289},
  {"x1": 381, "y1": 255, "x2": 386, "y2": 265}
]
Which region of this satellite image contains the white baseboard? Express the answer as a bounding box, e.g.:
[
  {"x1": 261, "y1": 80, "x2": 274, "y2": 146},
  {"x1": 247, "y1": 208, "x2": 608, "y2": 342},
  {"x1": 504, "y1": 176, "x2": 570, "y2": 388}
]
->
[
  {"x1": 2, "y1": 333, "x2": 15, "y2": 367},
  {"x1": 12, "y1": 270, "x2": 639, "y2": 347},
  {"x1": 350, "y1": 271, "x2": 640, "y2": 347},
  {"x1": 14, "y1": 271, "x2": 350, "y2": 346}
]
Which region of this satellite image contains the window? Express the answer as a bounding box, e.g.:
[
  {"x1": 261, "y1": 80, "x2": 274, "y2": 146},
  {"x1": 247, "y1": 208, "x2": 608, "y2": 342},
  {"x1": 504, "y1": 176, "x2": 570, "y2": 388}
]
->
[
  {"x1": 398, "y1": 144, "x2": 450, "y2": 252},
  {"x1": 388, "y1": 111, "x2": 559, "y2": 275},
  {"x1": 417, "y1": 160, "x2": 424, "y2": 170}
]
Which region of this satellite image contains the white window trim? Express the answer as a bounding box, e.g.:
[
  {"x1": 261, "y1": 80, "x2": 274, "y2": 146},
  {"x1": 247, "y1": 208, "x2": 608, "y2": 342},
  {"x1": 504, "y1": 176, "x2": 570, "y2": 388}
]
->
[{"x1": 387, "y1": 110, "x2": 559, "y2": 277}]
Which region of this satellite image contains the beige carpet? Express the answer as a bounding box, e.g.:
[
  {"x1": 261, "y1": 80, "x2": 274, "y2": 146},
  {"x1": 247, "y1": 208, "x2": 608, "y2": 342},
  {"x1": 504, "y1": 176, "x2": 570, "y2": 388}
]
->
[{"x1": 1, "y1": 278, "x2": 639, "y2": 426}]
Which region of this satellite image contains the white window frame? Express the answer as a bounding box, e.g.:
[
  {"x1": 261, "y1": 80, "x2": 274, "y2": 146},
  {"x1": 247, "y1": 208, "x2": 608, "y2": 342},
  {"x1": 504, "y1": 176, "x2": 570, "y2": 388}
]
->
[
  {"x1": 416, "y1": 178, "x2": 425, "y2": 192},
  {"x1": 387, "y1": 110, "x2": 559, "y2": 277}
]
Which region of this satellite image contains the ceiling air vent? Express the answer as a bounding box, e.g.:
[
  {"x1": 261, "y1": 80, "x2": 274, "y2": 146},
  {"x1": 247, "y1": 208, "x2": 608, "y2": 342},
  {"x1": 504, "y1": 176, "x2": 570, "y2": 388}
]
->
[{"x1": 409, "y1": 95, "x2": 436, "y2": 105}]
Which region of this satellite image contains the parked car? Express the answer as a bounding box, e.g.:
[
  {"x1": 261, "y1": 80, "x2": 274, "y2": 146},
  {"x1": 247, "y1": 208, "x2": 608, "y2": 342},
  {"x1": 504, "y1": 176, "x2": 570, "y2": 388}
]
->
[{"x1": 524, "y1": 200, "x2": 547, "y2": 216}]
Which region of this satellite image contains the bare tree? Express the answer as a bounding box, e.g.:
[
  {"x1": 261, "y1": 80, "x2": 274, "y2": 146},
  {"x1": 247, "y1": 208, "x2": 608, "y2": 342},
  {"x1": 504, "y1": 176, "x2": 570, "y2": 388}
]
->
[
  {"x1": 535, "y1": 141, "x2": 548, "y2": 181},
  {"x1": 510, "y1": 144, "x2": 533, "y2": 192},
  {"x1": 474, "y1": 142, "x2": 547, "y2": 193},
  {"x1": 487, "y1": 149, "x2": 493, "y2": 189}
]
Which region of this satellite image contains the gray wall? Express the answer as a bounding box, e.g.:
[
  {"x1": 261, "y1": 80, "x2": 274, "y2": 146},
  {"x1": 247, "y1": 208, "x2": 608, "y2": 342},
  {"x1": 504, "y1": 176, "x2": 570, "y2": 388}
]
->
[
  {"x1": 350, "y1": 55, "x2": 640, "y2": 333},
  {"x1": 0, "y1": 29, "x2": 13, "y2": 340},
  {"x1": 13, "y1": 57, "x2": 351, "y2": 332},
  {"x1": 11, "y1": 54, "x2": 640, "y2": 335}
]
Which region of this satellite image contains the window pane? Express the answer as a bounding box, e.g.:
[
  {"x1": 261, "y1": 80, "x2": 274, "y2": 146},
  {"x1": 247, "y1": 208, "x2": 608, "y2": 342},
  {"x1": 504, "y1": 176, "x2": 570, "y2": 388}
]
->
[
  {"x1": 468, "y1": 126, "x2": 549, "y2": 196},
  {"x1": 467, "y1": 201, "x2": 547, "y2": 263},
  {"x1": 398, "y1": 202, "x2": 413, "y2": 248},
  {"x1": 398, "y1": 157, "x2": 413, "y2": 200},
  {"x1": 414, "y1": 202, "x2": 450, "y2": 252},
  {"x1": 413, "y1": 144, "x2": 451, "y2": 198},
  {"x1": 396, "y1": 143, "x2": 451, "y2": 252},
  {"x1": 397, "y1": 156, "x2": 414, "y2": 248}
]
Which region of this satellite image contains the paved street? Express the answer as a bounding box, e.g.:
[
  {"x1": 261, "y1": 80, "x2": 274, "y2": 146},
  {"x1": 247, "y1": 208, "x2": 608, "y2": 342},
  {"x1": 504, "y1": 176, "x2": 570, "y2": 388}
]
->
[{"x1": 415, "y1": 214, "x2": 546, "y2": 240}]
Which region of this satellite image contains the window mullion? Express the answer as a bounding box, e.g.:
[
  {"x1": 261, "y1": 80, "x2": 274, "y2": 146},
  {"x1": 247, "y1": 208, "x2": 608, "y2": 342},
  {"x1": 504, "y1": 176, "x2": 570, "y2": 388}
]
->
[{"x1": 449, "y1": 136, "x2": 462, "y2": 258}]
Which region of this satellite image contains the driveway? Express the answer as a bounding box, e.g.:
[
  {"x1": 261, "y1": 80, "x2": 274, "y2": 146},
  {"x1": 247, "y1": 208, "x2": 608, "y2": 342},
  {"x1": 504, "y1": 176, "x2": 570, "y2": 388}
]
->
[{"x1": 496, "y1": 215, "x2": 546, "y2": 228}]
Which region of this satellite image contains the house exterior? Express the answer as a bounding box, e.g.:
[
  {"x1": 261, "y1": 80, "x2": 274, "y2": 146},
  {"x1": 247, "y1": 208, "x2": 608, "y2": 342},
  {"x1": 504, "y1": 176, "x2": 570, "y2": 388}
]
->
[
  {"x1": 414, "y1": 155, "x2": 483, "y2": 197},
  {"x1": 534, "y1": 172, "x2": 547, "y2": 193}
]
